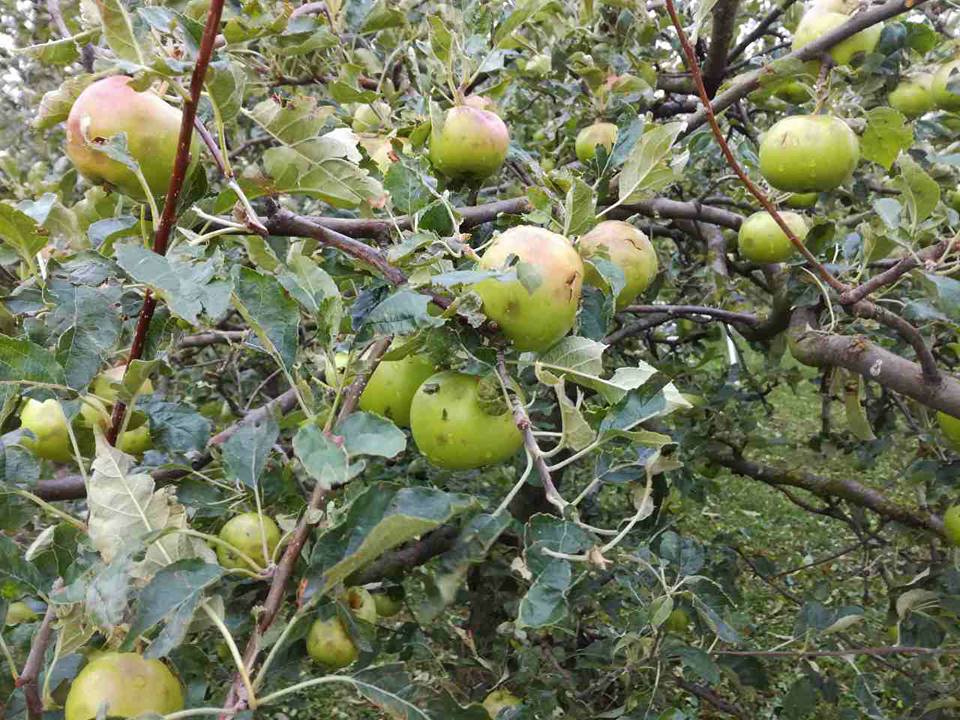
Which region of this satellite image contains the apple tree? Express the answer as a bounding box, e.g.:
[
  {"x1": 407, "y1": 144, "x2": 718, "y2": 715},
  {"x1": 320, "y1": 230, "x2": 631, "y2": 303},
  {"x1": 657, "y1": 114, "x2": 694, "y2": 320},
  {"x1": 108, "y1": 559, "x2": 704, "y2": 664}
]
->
[{"x1": 1, "y1": 0, "x2": 959, "y2": 718}]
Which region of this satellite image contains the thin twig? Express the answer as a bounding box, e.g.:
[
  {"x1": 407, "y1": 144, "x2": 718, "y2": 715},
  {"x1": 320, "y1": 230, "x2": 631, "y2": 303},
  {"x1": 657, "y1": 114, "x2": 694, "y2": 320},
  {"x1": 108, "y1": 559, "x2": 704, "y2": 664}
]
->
[{"x1": 17, "y1": 585, "x2": 60, "y2": 720}]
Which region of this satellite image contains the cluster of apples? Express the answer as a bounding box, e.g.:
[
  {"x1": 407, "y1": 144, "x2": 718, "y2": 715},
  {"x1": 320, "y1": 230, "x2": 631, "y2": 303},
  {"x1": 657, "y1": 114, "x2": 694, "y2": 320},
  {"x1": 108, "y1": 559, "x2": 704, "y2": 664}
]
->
[{"x1": 18, "y1": 366, "x2": 153, "y2": 464}]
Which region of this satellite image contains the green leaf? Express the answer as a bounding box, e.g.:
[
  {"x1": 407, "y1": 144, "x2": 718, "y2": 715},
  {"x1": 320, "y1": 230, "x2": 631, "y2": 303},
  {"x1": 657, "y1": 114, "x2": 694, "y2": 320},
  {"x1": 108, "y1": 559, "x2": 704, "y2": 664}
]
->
[
  {"x1": 619, "y1": 122, "x2": 686, "y2": 203},
  {"x1": 861, "y1": 107, "x2": 912, "y2": 171},
  {"x1": 278, "y1": 254, "x2": 342, "y2": 348},
  {"x1": 142, "y1": 399, "x2": 212, "y2": 454},
  {"x1": 518, "y1": 515, "x2": 593, "y2": 628},
  {"x1": 385, "y1": 161, "x2": 432, "y2": 215},
  {"x1": 563, "y1": 178, "x2": 597, "y2": 238},
  {"x1": 843, "y1": 372, "x2": 875, "y2": 441},
  {"x1": 358, "y1": 290, "x2": 443, "y2": 340},
  {"x1": 205, "y1": 60, "x2": 246, "y2": 123},
  {"x1": 308, "y1": 483, "x2": 477, "y2": 596},
  {"x1": 334, "y1": 412, "x2": 406, "y2": 458},
  {"x1": 222, "y1": 414, "x2": 279, "y2": 489},
  {"x1": 494, "y1": 0, "x2": 552, "y2": 47},
  {"x1": 91, "y1": 0, "x2": 150, "y2": 64},
  {"x1": 34, "y1": 76, "x2": 94, "y2": 130},
  {"x1": 125, "y1": 560, "x2": 224, "y2": 656},
  {"x1": 0, "y1": 335, "x2": 66, "y2": 385},
  {"x1": 0, "y1": 202, "x2": 48, "y2": 267},
  {"x1": 782, "y1": 676, "x2": 818, "y2": 719},
  {"x1": 894, "y1": 155, "x2": 940, "y2": 228},
  {"x1": 116, "y1": 244, "x2": 233, "y2": 325},
  {"x1": 293, "y1": 423, "x2": 350, "y2": 491},
  {"x1": 0, "y1": 535, "x2": 44, "y2": 600},
  {"x1": 667, "y1": 645, "x2": 720, "y2": 685},
  {"x1": 50, "y1": 286, "x2": 123, "y2": 390},
  {"x1": 232, "y1": 266, "x2": 300, "y2": 370}
]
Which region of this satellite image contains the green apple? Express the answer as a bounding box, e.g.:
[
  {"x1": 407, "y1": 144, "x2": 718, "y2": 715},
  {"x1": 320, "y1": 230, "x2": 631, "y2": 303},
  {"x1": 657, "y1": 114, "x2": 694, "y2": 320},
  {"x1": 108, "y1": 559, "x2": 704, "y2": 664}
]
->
[
  {"x1": 888, "y1": 74, "x2": 934, "y2": 118},
  {"x1": 64, "y1": 653, "x2": 183, "y2": 720},
  {"x1": 944, "y1": 505, "x2": 960, "y2": 546},
  {"x1": 217, "y1": 512, "x2": 282, "y2": 569},
  {"x1": 933, "y1": 61, "x2": 960, "y2": 111},
  {"x1": 358, "y1": 354, "x2": 436, "y2": 427},
  {"x1": 306, "y1": 616, "x2": 358, "y2": 669},
  {"x1": 774, "y1": 80, "x2": 811, "y2": 104},
  {"x1": 575, "y1": 122, "x2": 618, "y2": 163},
  {"x1": 430, "y1": 105, "x2": 510, "y2": 180},
  {"x1": 341, "y1": 587, "x2": 378, "y2": 624},
  {"x1": 664, "y1": 608, "x2": 690, "y2": 633},
  {"x1": 738, "y1": 211, "x2": 809, "y2": 263},
  {"x1": 410, "y1": 371, "x2": 523, "y2": 470},
  {"x1": 473, "y1": 225, "x2": 584, "y2": 352},
  {"x1": 352, "y1": 101, "x2": 391, "y2": 133},
  {"x1": 938, "y1": 412, "x2": 960, "y2": 452},
  {"x1": 784, "y1": 192, "x2": 818, "y2": 209},
  {"x1": 92, "y1": 365, "x2": 154, "y2": 405},
  {"x1": 372, "y1": 592, "x2": 403, "y2": 617},
  {"x1": 578, "y1": 220, "x2": 659, "y2": 309},
  {"x1": 792, "y1": 11, "x2": 881, "y2": 66},
  {"x1": 4, "y1": 601, "x2": 39, "y2": 626},
  {"x1": 65, "y1": 76, "x2": 200, "y2": 201},
  {"x1": 117, "y1": 423, "x2": 153, "y2": 456},
  {"x1": 759, "y1": 115, "x2": 860, "y2": 192},
  {"x1": 948, "y1": 189, "x2": 960, "y2": 213},
  {"x1": 483, "y1": 690, "x2": 522, "y2": 718},
  {"x1": 20, "y1": 398, "x2": 73, "y2": 463}
]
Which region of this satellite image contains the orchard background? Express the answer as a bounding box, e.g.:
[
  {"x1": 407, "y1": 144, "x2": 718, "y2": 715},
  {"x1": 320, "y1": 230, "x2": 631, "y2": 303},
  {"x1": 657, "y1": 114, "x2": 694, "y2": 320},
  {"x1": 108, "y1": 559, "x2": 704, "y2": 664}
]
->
[{"x1": 1, "y1": 0, "x2": 960, "y2": 718}]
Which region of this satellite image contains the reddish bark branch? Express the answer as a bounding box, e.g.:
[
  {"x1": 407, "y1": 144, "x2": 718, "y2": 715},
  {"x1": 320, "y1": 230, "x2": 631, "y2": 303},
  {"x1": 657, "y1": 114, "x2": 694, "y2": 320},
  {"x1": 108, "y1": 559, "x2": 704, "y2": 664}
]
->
[
  {"x1": 17, "y1": 584, "x2": 60, "y2": 720},
  {"x1": 106, "y1": 0, "x2": 226, "y2": 445}
]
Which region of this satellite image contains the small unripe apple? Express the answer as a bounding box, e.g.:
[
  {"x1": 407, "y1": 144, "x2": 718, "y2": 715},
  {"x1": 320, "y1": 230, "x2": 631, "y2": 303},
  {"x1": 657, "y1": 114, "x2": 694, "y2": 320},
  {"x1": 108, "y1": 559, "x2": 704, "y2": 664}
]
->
[
  {"x1": 430, "y1": 105, "x2": 509, "y2": 180},
  {"x1": 20, "y1": 399, "x2": 73, "y2": 463},
  {"x1": 792, "y1": 11, "x2": 881, "y2": 66},
  {"x1": 65, "y1": 76, "x2": 200, "y2": 201},
  {"x1": 938, "y1": 412, "x2": 960, "y2": 452},
  {"x1": 943, "y1": 505, "x2": 960, "y2": 545},
  {"x1": 306, "y1": 616, "x2": 358, "y2": 669},
  {"x1": 888, "y1": 75, "x2": 934, "y2": 118},
  {"x1": 372, "y1": 592, "x2": 403, "y2": 617},
  {"x1": 759, "y1": 115, "x2": 859, "y2": 192},
  {"x1": 358, "y1": 354, "x2": 437, "y2": 427},
  {"x1": 665, "y1": 608, "x2": 690, "y2": 633},
  {"x1": 738, "y1": 211, "x2": 809, "y2": 263},
  {"x1": 217, "y1": 512, "x2": 281, "y2": 569},
  {"x1": 578, "y1": 220, "x2": 659, "y2": 309},
  {"x1": 117, "y1": 423, "x2": 153, "y2": 456},
  {"x1": 944, "y1": 505, "x2": 960, "y2": 546},
  {"x1": 5, "y1": 601, "x2": 39, "y2": 626},
  {"x1": 933, "y1": 61, "x2": 960, "y2": 112},
  {"x1": 575, "y1": 122, "x2": 618, "y2": 163},
  {"x1": 410, "y1": 371, "x2": 523, "y2": 470},
  {"x1": 341, "y1": 587, "x2": 378, "y2": 624},
  {"x1": 64, "y1": 652, "x2": 183, "y2": 720},
  {"x1": 473, "y1": 225, "x2": 583, "y2": 352},
  {"x1": 784, "y1": 192, "x2": 818, "y2": 209},
  {"x1": 92, "y1": 365, "x2": 154, "y2": 405},
  {"x1": 774, "y1": 81, "x2": 811, "y2": 104},
  {"x1": 483, "y1": 690, "x2": 522, "y2": 718},
  {"x1": 948, "y1": 189, "x2": 960, "y2": 213},
  {"x1": 351, "y1": 101, "x2": 391, "y2": 133}
]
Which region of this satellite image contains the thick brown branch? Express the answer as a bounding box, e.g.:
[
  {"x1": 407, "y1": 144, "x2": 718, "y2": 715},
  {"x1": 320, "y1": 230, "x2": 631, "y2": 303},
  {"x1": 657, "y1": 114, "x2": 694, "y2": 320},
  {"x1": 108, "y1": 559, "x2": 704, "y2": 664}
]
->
[
  {"x1": 708, "y1": 449, "x2": 945, "y2": 539},
  {"x1": 788, "y1": 307, "x2": 956, "y2": 416},
  {"x1": 675, "y1": 678, "x2": 746, "y2": 719},
  {"x1": 702, "y1": 0, "x2": 742, "y2": 97},
  {"x1": 683, "y1": 0, "x2": 932, "y2": 135},
  {"x1": 609, "y1": 197, "x2": 743, "y2": 230},
  {"x1": 347, "y1": 525, "x2": 460, "y2": 586},
  {"x1": 107, "y1": 0, "x2": 225, "y2": 445}
]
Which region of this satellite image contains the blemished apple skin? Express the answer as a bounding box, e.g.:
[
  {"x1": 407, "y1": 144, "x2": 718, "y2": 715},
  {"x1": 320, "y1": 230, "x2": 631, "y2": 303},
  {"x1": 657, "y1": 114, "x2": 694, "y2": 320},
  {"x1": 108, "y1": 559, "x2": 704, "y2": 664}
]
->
[
  {"x1": 759, "y1": 115, "x2": 860, "y2": 192},
  {"x1": 473, "y1": 225, "x2": 583, "y2": 352},
  {"x1": 65, "y1": 76, "x2": 200, "y2": 200},
  {"x1": 410, "y1": 371, "x2": 523, "y2": 470}
]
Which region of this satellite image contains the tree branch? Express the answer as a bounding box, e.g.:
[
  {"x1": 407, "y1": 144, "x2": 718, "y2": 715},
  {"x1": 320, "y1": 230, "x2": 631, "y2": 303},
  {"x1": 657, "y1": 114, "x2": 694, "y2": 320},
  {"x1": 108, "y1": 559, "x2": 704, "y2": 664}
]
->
[
  {"x1": 16, "y1": 584, "x2": 60, "y2": 720},
  {"x1": 674, "y1": 677, "x2": 746, "y2": 718},
  {"x1": 622, "y1": 304, "x2": 758, "y2": 326},
  {"x1": 727, "y1": 0, "x2": 799, "y2": 62},
  {"x1": 840, "y1": 236, "x2": 957, "y2": 306},
  {"x1": 106, "y1": 0, "x2": 225, "y2": 445},
  {"x1": 346, "y1": 525, "x2": 460, "y2": 586},
  {"x1": 702, "y1": 0, "x2": 742, "y2": 97},
  {"x1": 683, "y1": 0, "x2": 933, "y2": 135},
  {"x1": 708, "y1": 448, "x2": 946, "y2": 539},
  {"x1": 788, "y1": 307, "x2": 957, "y2": 416}
]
